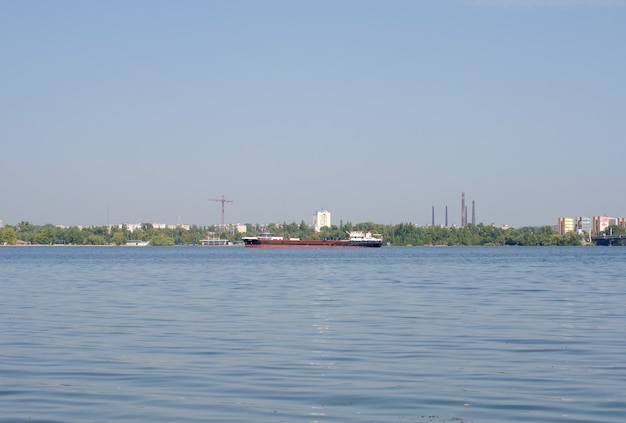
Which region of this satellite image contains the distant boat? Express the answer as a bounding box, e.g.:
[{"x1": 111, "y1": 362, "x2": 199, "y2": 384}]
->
[
  {"x1": 199, "y1": 236, "x2": 237, "y2": 246},
  {"x1": 125, "y1": 240, "x2": 149, "y2": 246},
  {"x1": 242, "y1": 230, "x2": 382, "y2": 248}
]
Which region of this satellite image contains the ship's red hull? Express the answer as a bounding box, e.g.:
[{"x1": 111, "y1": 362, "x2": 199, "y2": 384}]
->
[{"x1": 243, "y1": 239, "x2": 381, "y2": 248}]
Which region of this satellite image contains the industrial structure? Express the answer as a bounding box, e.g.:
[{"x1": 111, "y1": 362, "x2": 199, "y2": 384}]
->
[
  {"x1": 461, "y1": 192, "x2": 466, "y2": 227},
  {"x1": 432, "y1": 206, "x2": 435, "y2": 226},
  {"x1": 210, "y1": 195, "x2": 234, "y2": 232},
  {"x1": 460, "y1": 192, "x2": 476, "y2": 227},
  {"x1": 472, "y1": 200, "x2": 475, "y2": 225},
  {"x1": 431, "y1": 193, "x2": 476, "y2": 228}
]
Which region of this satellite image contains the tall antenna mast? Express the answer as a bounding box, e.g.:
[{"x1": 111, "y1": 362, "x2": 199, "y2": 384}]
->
[{"x1": 209, "y1": 195, "x2": 234, "y2": 227}]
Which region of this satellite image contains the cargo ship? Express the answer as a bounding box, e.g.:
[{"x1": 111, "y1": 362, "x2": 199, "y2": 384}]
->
[{"x1": 242, "y1": 230, "x2": 383, "y2": 248}]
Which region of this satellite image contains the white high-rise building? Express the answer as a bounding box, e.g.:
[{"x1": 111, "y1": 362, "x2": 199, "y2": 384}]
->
[{"x1": 313, "y1": 209, "x2": 331, "y2": 232}]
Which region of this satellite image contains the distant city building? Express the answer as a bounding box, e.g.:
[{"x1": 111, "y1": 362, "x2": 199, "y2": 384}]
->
[
  {"x1": 313, "y1": 209, "x2": 331, "y2": 232},
  {"x1": 215, "y1": 223, "x2": 246, "y2": 234},
  {"x1": 558, "y1": 215, "x2": 625, "y2": 235},
  {"x1": 124, "y1": 223, "x2": 144, "y2": 232},
  {"x1": 558, "y1": 217, "x2": 575, "y2": 235},
  {"x1": 108, "y1": 222, "x2": 192, "y2": 232},
  {"x1": 575, "y1": 217, "x2": 592, "y2": 235},
  {"x1": 594, "y1": 216, "x2": 610, "y2": 234}
]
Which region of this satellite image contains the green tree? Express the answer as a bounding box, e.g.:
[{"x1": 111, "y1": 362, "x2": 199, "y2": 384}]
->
[
  {"x1": 17, "y1": 221, "x2": 35, "y2": 232},
  {"x1": 61, "y1": 227, "x2": 85, "y2": 245},
  {"x1": 478, "y1": 224, "x2": 505, "y2": 246},
  {"x1": 558, "y1": 232, "x2": 582, "y2": 246},
  {"x1": 85, "y1": 234, "x2": 107, "y2": 245},
  {"x1": 150, "y1": 234, "x2": 175, "y2": 246},
  {"x1": 0, "y1": 227, "x2": 18, "y2": 245},
  {"x1": 112, "y1": 232, "x2": 126, "y2": 245},
  {"x1": 299, "y1": 220, "x2": 309, "y2": 232},
  {"x1": 16, "y1": 221, "x2": 36, "y2": 243},
  {"x1": 109, "y1": 225, "x2": 129, "y2": 244},
  {"x1": 605, "y1": 225, "x2": 626, "y2": 236},
  {"x1": 319, "y1": 225, "x2": 346, "y2": 240},
  {"x1": 34, "y1": 227, "x2": 56, "y2": 244}
]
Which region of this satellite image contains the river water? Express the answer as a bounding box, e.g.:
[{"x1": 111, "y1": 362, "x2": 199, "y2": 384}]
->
[{"x1": 1, "y1": 246, "x2": 625, "y2": 422}]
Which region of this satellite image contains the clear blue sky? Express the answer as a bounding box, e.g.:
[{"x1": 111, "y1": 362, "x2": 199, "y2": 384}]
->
[{"x1": 2, "y1": 0, "x2": 625, "y2": 228}]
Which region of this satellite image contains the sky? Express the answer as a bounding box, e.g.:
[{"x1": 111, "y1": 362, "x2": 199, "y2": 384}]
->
[{"x1": 1, "y1": 0, "x2": 625, "y2": 228}]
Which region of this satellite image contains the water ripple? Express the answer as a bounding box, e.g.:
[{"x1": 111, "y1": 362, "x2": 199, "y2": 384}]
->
[{"x1": 1, "y1": 246, "x2": 625, "y2": 422}]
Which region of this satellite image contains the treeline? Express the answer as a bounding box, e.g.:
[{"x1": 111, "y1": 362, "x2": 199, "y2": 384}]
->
[
  {"x1": 0, "y1": 221, "x2": 210, "y2": 246},
  {"x1": 245, "y1": 222, "x2": 584, "y2": 246},
  {"x1": 1, "y1": 220, "x2": 603, "y2": 247}
]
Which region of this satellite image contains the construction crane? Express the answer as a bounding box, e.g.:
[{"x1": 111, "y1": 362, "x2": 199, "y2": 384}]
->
[{"x1": 209, "y1": 195, "x2": 234, "y2": 228}]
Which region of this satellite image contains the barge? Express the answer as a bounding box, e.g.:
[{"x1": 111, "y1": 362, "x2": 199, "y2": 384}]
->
[{"x1": 242, "y1": 230, "x2": 382, "y2": 248}]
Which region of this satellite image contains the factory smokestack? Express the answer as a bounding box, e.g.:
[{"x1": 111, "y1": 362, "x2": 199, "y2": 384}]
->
[
  {"x1": 432, "y1": 206, "x2": 435, "y2": 226},
  {"x1": 472, "y1": 200, "x2": 475, "y2": 225},
  {"x1": 461, "y1": 192, "x2": 466, "y2": 227},
  {"x1": 445, "y1": 206, "x2": 448, "y2": 227}
]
